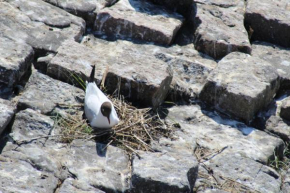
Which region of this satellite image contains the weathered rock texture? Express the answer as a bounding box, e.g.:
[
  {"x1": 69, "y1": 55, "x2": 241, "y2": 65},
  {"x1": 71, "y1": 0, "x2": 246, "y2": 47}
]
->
[
  {"x1": 93, "y1": 0, "x2": 184, "y2": 45},
  {"x1": 200, "y1": 52, "x2": 280, "y2": 122},
  {"x1": 48, "y1": 38, "x2": 172, "y2": 109},
  {"x1": 0, "y1": 36, "x2": 34, "y2": 87},
  {"x1": 18, "y1": 70, "x2": 84, "y2": 115},
  {"x1": 245, "y1": 0, "x2": 290, "y2": 48},
  {"x1": 252, "y1": 42, "x2": 290, "y2": 90},
  {"x1": 165, "y1": 105, "x2": 284, "y2": 192},
  {"x1": 0, "y1": 99, "x2": 15, "y2": 135},
  {"x1": 131, "y1": 151, "x2": 198, "y2": 193},
  {"x1": 0, "y1": 0, "x2": 85, "y2": 54},
  {"x1": 281, "y1": 98, "x2": 290, "y2": 121},
  {"x1": 191, "y1": 1, "x2": 251, "y2": 59}
]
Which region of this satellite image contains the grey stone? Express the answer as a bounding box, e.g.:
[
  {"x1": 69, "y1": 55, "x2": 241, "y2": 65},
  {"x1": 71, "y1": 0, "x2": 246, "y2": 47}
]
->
[
  {"x1": 9, "y1": 108, "x2": 54, "y2": 144},
  {"x1": 252, "y1": 42, "x2": 290, "y2": 89},
  {"x1": 58, "y1": 178, "x2": 105, "y2": 193},
  {"x1": 0, "y1": 1, "x2": 85, "y2": 54},
  {"x1": 48, "y1": 38, "x2": 172, "y2": 109},
  {"x1": 0, "y1": 98, "x2": 15, "y2": 135},
  {"x1": 131, "y1": 151, "x2": 198, "y2": 193},
  {"x1": 265, "y1": 115, "x2": 290, "y2": 142},
  {"x1": 150, "y1": 0, "x2": 193, "y2": 16},
  {"x1": 282, "y1": 169, "x2": 290, "y2": 193},
  {"x1": 199, "y1": 52, "x2": 280, "y2": 122},
  {"x1": 245, "y1": 0, "x2": 290, "y2": 48},
  {"x1": 93, "y1": 0, "x2": 184, "y2": 45},
  {"x1": 0, "y1": 36, "x2": 34, "y2": 87},
  {"x1": 0, "y1": 155, "x2": 59, "y2": 193},
  {"x1": 194, "y1": 0, "x2": 243, "y2": 8},
  {"x1": 62, "y1": 139, "x2": 131, "y2": 193},
  {"x1": 42, "y1": 0, "x2": 116, "y2": 28},
  {"x1": 35, "y1": 53, "x2": 55, "y2": 72},
  {"x1": 165, "y1": 105, "x2": 285, "y2": 164},
  {"x1": 202, "y1": 153, "x2": 281, "y2": 193},
  {"x1": 154, "y1": 44, "x2": 217, "y2": 100},
  {"x1": 18, "y1": 70, "x2": 84, "y2": 115},
  {"x1": 190, "y1": 1, "x2": 251, "y2": 59},
  {"x1": 281, "y1": 98, "x2": 290, "y2": 121}
]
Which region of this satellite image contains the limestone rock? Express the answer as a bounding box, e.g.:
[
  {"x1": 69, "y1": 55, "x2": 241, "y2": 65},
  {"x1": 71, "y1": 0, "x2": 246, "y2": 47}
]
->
[
  {"x1": 48, "y1": 39, "x2": 172, "y2": 109},
  {"x1": 280, "y1": 98, "x2": 290, "y2": 121},
  {"x1": 200, "y1": 52, "x2": 280, "y2": 122},
  {"x1": 0, "y1": 1, "x2": 85, "y2": 54},
  {"x1": 0, "y1": 156, "x2": 59, "y2": 193},
  {"x1": 265, "y1": 115, "x2": 290, "y2": 142},
  {"x1": 245, "y1": 0, "x2": 290, "y2": 48},
  {"x1": 165, "y1": 105, "x2": 284, "y2": 163},
  {"x1": 252, "y1": 42, "x2": 290, "y2": 89},
  {"x1": 18, "y1": 70, "x2": 84, "y2": 115},
  {"x1": 93, "y1": 0, "x2": 184, "y2": 45},
  {"x1": 154, "y1": 44, "x2": 217, "y2": 101},
  {"x1": 131, "y1": 151, "x2": 198, "y2": 193},
  {"x1": 62, "y1": 139, "x2": 131, "y2": 193},
  {"x1": 282, "y1": 169, "x2": 290, "y2": 193},
  {"x1": 0, "y1": 98, "x2": 15, "y2": 135},
  {"x1": 42, "y1": 0, "x2": 116, "y2": 27},
  {"x1": 58, "y1": 178, "x2": 105, "y2": 193},
  {"x1": 202, "y1": 153, "x2": 281, "y2": 193},
  {"x1": 190, "y1": 1, "x2": 251, "y2": 59},
  {"x1": 0, "y1": 36, "x2": 34, "y2": 87}
]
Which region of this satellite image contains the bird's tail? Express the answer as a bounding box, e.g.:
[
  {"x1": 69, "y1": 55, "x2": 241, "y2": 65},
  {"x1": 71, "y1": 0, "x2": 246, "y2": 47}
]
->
[{"x1": 89, "y1": 65, "x2": 95, "y2": 83}]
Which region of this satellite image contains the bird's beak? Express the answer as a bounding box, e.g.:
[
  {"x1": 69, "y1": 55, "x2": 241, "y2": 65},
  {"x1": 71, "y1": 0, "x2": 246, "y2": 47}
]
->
[{"x1": 107, "y1": 117, "x2": 110, "y2": 125}]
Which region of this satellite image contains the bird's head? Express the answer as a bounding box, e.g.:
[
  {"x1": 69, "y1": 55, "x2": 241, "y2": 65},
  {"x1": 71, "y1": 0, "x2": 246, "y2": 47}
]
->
[{"x1": 101, "y1": 102, "x2": 112, "y2": 124}]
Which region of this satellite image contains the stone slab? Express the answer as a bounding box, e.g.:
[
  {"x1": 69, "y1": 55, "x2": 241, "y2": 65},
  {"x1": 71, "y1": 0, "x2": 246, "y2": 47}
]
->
[
  {"x1": 199, "y1": 52, "x2": 280, "y2": 122},
  {"x1": 93, "y1": 0, "x2": 184, "y2": 45},
  {"x1": 48, "y1": 39, "x2": 172, "y2": 109},
  {"x1": 18, "y1": 70, "x2": 84, "y2": 115},
  {"x1": 131, "y1": 151, "x2": 198, "y2": 193},
  {"x1": 0, "y1": 36, "x2": 34, "y2": 87},
  {"x1": 252, "y1": 42, "x2": 290, "y2": 90},
  {"x1": 0, "y1": 98, "x2": 15, "y2": 135},
  {"x1": 190, "y1": 1, "x2": 251, "y2": 59},
  {"x1": 245, "y1": 0, "x2": 290, "y2": 48}
]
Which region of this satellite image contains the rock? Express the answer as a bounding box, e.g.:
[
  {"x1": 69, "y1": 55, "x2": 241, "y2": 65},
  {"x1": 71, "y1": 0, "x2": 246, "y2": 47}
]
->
[
  {"x1": 58, "y1": 178, "x2": 105, "y2": 193},
  {"x1": 199, "y1": 52, "x2": 280, "y2": 122},
  {"x1": 48, "y1": 38, "x2": 172, "y2": 109},
  {"x1": 282, "y1": 169, "x2": 290, "y2": 193},
  {"x1": 131, "y1": 151, "x2": 198, "y2": 193},
  {"x1": 154, "y1": 44, "x2": 217, "y2": 101},
  {"x1": 194, "y1": 0, "x2": 243, "y2": 8},
  {"x1": 0, "y1": 1, "x2": 85, "y2": 55},
  {"x1": 245, "y1": 0, "x2": 290, "y2": 48},
  {"x1": 280, "y1": 98, "x2": 290, "y2": 121},
  {"x1": 62, "y1": 139, "x2": 131, "y2": 193},
  {"x1": 0, "y1": 155, "x2": 59, "y2": 193},
  {"x1": 165, "y1": 105, "x2": 285, "y2": 163},
  {"x1": 0, "y1": 98, "x2": 15, "y2": 135},
  {"x1": 93, "y1": 0, "x2": 184, "y2": 45},
  {"x1": 0, "y1": 36, "x2": 34, "y2": 87},
  {"x1": 42, "y1": 0, "x2": 116, "y2": 28},
  {"x1": 265, "y1": 115, "x2": 290, "y2": 142},
  {"x1": 9, "y1": 108, "x2": 54, "y2": 145},
  {"x1": 252, "y1": 42, "x2": 290, "y2": 90},
  {"x1": 202, "y1": 153, "x2": 281, "y2": 193},
  {"x1": 18, "y1": 70, "x2": 84, "y2": 115},
  {"x1": 190, "y1": 1, "x2": 251, "y2": 59},
  {"x1": 35, "y1": 53, "x2": 55, "y2": 72}
]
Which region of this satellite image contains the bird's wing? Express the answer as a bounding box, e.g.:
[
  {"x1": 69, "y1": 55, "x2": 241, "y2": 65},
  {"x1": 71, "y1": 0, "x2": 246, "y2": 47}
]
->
[{"x1": 85, "y1": 92, "x2": 101, "y2": 121}]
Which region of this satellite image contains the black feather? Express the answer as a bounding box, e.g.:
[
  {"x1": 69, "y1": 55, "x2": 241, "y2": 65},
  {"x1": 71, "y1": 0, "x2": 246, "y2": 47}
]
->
[{"x1": 89, "y1": 65, "x2": 95, "y2": 83}]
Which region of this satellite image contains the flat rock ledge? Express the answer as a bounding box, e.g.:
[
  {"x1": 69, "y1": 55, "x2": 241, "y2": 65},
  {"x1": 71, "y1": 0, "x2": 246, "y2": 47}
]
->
[
  {"x1": 48, "y1": 39, "x2": 172, "y2": 109},
  {"x1": 190, "y1": 1, "x2": 251, "y2": 59},
  {"x1": 0, "y1": 99, "x2": 15, "y2": 135},
  {"x1": 200, "y1": 52, "x2": 280, "y2": 122},
  {"x1": 245, "y1": 0, "x2": 290, "y2": 48},
  {"x1": 131, "y1": 151, "x2": 198, "y2": 193},
  {"x1": 93, "y1": 0, "x2": 184, "y2": 45}
]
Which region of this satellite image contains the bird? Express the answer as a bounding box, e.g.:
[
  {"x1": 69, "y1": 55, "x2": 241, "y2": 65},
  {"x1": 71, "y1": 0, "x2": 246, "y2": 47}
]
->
[{"x1": 84, "y1": 65, "x2": 120, "y2": 129}]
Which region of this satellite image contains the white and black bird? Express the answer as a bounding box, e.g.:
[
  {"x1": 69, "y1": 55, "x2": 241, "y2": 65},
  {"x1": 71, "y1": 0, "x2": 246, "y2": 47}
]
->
[{"x1": 85, "y1": 65, "x2": 119, "y2": 129}]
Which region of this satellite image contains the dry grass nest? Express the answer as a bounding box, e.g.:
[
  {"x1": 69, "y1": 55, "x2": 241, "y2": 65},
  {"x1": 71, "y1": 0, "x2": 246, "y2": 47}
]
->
[{"x1": 53, "y1": 94, "x2": 173, "y2": 153}]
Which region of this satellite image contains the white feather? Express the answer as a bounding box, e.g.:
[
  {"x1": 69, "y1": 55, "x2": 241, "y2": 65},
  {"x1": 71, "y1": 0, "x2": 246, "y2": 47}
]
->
[{"x1": 85, "y1": 81, "x2": 119, "y2": 129}]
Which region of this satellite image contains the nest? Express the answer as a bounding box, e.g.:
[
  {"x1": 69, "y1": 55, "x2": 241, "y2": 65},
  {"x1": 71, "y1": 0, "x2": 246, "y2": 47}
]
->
[{"x1": 53, "y1": 95, "x2": 172, "y2": 153}]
